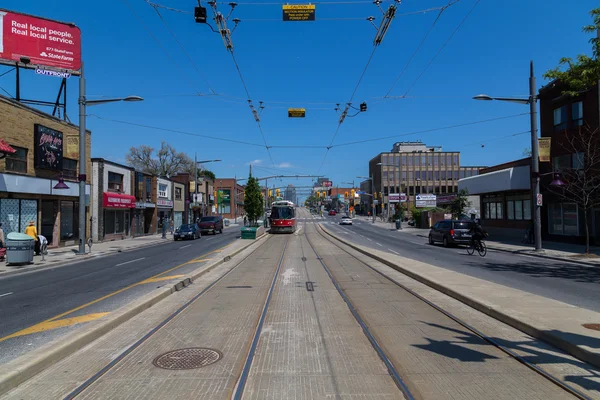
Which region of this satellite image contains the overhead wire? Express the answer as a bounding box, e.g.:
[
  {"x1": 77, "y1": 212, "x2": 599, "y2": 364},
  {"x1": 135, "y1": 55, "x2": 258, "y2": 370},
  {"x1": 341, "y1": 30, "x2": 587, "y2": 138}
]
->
[
  {"x1": 88, "y1": 114, "x2": 266, "y2": 147},
  {"x1": 402, "y1": 0, "x2": 481, "y2": 97},
  {"x1": 331, "y1": 112, "x2": 530, "y2": 147},
  {"x1": 463, "y1": 130, "x2": 530, "y2": 147},
  {"x1": 121, "y1": 0, "x2": 212, "y2": 96},
  {"x1": 148, "y1": 1, "x2": 217, "y2": 94}
]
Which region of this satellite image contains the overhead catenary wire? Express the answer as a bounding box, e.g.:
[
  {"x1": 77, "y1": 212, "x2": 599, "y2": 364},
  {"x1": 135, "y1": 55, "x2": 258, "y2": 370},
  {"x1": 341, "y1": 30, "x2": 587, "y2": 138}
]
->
[
  {"x1": 147, "y1": 1, "x2": 217, "y2": 94},
  {"x1": 402, "y1": 0, "x2": 482, "y2": 97},
  {"x1": 463, "y1": 130, "x2": 530, "y2": 147},
  {"x1": 121, "y1": 0, "x2": 212, "y2": 96}
]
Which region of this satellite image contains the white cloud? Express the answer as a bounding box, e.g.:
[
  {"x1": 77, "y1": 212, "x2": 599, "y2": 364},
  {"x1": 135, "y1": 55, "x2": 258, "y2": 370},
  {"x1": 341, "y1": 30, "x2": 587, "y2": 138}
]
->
[
  {"x1": 246, "y1": 159, "x2": 263, "y2": 166},
  {"x1": 275, "y1": 162, "x2": 293, "y2": 168}
]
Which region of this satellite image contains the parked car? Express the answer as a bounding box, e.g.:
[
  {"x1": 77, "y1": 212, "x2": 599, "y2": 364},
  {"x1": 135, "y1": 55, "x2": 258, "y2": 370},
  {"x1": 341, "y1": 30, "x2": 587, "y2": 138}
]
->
[
  {"x1": 174, "y1": 224, "x2": 200, "y2": 240},
  {"x1": 340, "y1": 215, "x2": 353, "y2": 225},
  {"x1": 428, "y1": 220, "x2": 474, "y2": 247},
  {"x1": 328, "y1": 210, "x2": 336, "y2": 216},
  {"x1": 198, "y1": 216, "x2": 224, "y2": 235}
]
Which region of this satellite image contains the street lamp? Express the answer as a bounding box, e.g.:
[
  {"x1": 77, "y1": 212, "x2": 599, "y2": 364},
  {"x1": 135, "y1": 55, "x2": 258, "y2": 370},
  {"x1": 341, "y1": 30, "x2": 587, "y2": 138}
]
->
[
  {"x1": 357, "y1": 175, "x2": 375, "y2": 223},
  {"x1": 78, "y1": 63, "x2": 144, "y2": 254},
  {"x1": 473, "y1": 60, "x2": 543, "y2": 251},
  {"x1": 192, "y1": 155, "x2": 221, "y2": 220}
]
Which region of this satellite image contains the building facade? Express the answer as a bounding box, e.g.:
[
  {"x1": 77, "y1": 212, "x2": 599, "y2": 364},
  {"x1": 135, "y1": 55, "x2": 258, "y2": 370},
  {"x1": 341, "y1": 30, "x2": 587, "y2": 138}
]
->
[
  {"x1": 0, "y1": 95, "x2": 91, "y2": 247},
  {"x1": 284, "y1": 184, "x2": 297, "y2": 204},
  {"x1": 539, "y1": 80, "x2": 600, "y2": 244},
  {"x1": 91, "y1": 158, "x2": 136, "y2": 242},
  {"x1": 156, "y1": 177, "x2": 174, "y2": 230},
  {"x1": 173, "y1": 181, "x2": 185, "y2": 228},
  {"x1": 215, "y1": 178, "x2": 245, "y2": 220},
  {"x1": 133, "y1": 171, "x2": 157, "y2": 236}
]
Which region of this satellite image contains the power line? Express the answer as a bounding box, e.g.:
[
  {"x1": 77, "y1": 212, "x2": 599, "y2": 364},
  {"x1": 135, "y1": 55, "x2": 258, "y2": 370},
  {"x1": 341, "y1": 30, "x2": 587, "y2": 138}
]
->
[
  {"x1": 148, "y1": 1, "x2": 216, "y2": 94},
  {"x1": 88, "y1": 114, "x2": 266, "y2": 147},
  {"x1": 463, "y1": 130, "x2": 530, "y2": 147},
  {"x1": 384, "y1": 0, "x2": 457, "y2": 98},
  {"x1": 402, "y1": 0, "x2": 481, "y2": 97},
  {"x1": 331, "y1": 112, "x2": 530, "y2": 147},
  {"x1": 121, "y1": 0, "x2": 212, "y2": 96}
]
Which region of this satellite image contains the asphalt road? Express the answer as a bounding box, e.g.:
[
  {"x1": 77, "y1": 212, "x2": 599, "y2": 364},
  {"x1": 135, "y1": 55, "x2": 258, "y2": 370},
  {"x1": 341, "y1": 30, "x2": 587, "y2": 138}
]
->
[
  {"x1": 317, "y1": 214, "x2": 600, "y2": 311},
  {"x1": 0, "y1": 228, "x2": 239, "y2": 363}
]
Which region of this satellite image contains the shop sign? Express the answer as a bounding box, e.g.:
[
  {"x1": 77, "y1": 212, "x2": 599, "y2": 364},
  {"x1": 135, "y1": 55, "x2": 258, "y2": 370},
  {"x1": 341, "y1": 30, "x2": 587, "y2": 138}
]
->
[
  {"x1": 157, "y1": 199, "x2": 174, "y2": 208},
  {"x1": 34, "y1": 124, "x2": 62, "y2": 170},
  {"x1": 103, "y1": 193, "x2": 135, "y2": 209},
  {"x1": 437, "y1": 194, "x2": 457, "y2": 204},
  {"x1": 323, "y1": 181, "x2": 332, "y2": 187},
  {"x1": 539, "y1": 138, "x2": 551, "y2": 162},
  {"x1": 389, "y1": 193, "x2": 407, "y2": 203},
  {"x1": 416, "y1": 194, "x2": 437, "y2": 208},
  {"x1": 135, "y1": 201, "x2": 155, "y2": 209},
  {"x1": 0, "y1": 9, "x2": 82, "y2": 73}
]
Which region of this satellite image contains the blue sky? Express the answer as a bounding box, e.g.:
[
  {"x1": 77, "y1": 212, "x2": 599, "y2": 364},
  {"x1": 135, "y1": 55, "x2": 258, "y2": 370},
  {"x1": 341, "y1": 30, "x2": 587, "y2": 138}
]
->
[{"x1": 1, "y1": 0, "x2": 598, "y2": 201}]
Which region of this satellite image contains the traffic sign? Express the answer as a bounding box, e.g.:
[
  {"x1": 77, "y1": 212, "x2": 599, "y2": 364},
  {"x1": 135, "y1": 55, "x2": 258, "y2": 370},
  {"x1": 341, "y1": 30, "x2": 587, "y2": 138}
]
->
[
  {"x1": 288, "y1": 108, "x2": 306, "y2": 117},
  {"x1": 282, "y1": 4, "x2": 316, "y2": 21}
]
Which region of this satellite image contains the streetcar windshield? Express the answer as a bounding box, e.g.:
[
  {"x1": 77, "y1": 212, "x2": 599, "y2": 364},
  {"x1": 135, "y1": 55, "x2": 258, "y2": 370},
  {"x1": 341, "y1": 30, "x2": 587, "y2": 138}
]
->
[{"x1": 271, "y1": 206, "x2": 294, "y2": 219}]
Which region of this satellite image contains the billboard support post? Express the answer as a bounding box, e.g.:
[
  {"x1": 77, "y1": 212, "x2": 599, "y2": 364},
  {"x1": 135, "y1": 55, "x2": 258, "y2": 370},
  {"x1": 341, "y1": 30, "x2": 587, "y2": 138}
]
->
[{"x1": 15, "y1": 64, "x2": 19, "y2": 101}]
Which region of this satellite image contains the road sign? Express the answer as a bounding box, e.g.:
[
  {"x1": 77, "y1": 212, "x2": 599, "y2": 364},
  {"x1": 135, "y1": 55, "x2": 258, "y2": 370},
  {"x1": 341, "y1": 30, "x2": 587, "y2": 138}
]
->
[
  {"x1": 416, "y1": 194, "x2": 436, "y2": 208},
  {"x1": 288, "y1": 108, "x2": 306, "y2": 118},
  {"x1": 537, "y1": 193, "x2": 543, "y2": 206},
  {"x1": 282, "y1": 4, "x2": 316, "y2": 21}
]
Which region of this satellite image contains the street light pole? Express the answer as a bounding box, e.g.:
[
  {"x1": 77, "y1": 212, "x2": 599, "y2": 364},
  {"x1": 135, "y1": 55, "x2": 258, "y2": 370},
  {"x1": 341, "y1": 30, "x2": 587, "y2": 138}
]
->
[{"x1": 529, "y1": 62, "x2": 542, "y2": 251}]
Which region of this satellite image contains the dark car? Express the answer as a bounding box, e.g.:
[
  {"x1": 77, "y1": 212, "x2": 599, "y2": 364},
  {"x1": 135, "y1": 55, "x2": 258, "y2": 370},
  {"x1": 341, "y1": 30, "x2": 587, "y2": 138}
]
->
[
  {"x1": 174, "y1": 224, "x2": 200, "y2": 240},
  {"x1": 328, "y1": 210, "x2": 336, "y2": 216},
  {"x1": 428, "y1": 220, "x2": 474, "y2": 247},
  {"x1": 198, "y1": 216, "x2": 224, "y2": 235}
]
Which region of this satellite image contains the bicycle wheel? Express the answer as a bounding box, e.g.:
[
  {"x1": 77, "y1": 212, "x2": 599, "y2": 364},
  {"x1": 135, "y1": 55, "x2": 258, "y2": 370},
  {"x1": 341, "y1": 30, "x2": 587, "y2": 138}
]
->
[
  {"x1": 466, "y1": 243, "x2": 475, "y2": 255},
  {"x1": 477, "y1": 241, "x2": 487, "y2": 257}
]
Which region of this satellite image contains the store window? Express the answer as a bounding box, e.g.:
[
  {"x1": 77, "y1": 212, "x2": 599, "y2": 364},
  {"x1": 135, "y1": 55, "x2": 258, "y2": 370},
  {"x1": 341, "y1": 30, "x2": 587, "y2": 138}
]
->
[
  {"x1": 6, "y1": 146, "x2": 27, "y2": 173},
  {"x1": 105, "y1": 210, "x2": 126, "y2": 235},
  {"x1": 145, "y1": 177, "x2": 152, "y2": 201},
  {"x1": 506, "y1": 196, "x2": 531, "y2": 220},
  {"x1": 60, "y1": 201, "x2": 78, "y2": 240},
  {"x1": 572, "y1": 152, "x2": 584, "y2": 170},
  {"x1": 159, "y1": 183, "x2": 168, "y2": 198},
  {"x1": 572, "y1": 101, "x2": 583, "y2": 126},
  {"x1": 108, "y1": 172, "x2": 124, "y2": 192},
  {"x1": 175, "y1": 187, "x2": 182, "y2": 200},
  {"x1": 63, "y1": 159, "x2": 77, "y2": 179},
  {"x1": 553, "y1": 154, "x2": 571, "y2": 172},
  {"x1": 484, "y1": 199, "x2": 503, "y2": 220},
  {"x1": 549, "y1": 203, "x2": 578, "y2": 235},
  {"x1": 0, "y1": 199, "x2": 38, "y2": 234}
]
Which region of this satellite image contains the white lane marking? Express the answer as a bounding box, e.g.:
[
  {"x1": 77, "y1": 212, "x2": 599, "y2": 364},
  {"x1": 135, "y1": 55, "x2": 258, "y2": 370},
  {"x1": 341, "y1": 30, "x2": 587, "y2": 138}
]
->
[
  {"x1": 116, "y1": 257, "x2": 146, "y2": 267},
  {"x1": 367, "y1": 238, "x2": 373, "y2": 242},
  {"x1": 376, "y1": 242, "x2": 383, "y2": 247},
  {"x1": 206, "y1": 237, "x2": 215, "y2": 241},
  {"x1": 180, "y1": 244, "x2": 192, "y2": 249},
  {"x1": 0, "y1": 292, "x2": 13, "y2": 298},
  {"x1": 388, "y1": 249, "x2": 399, "y2": 255}
]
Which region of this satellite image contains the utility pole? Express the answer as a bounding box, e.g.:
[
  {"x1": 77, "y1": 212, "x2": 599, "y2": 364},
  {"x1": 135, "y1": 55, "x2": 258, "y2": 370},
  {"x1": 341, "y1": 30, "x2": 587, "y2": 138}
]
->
[{"x1": 530, "y1": 61, "x2": 542, "y2": 251}]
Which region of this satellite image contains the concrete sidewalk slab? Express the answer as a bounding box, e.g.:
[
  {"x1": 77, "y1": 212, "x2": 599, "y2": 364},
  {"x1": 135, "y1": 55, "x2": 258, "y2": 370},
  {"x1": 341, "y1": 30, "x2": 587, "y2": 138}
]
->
[{"x1": 320, "y1": 224, "x2": 600, "y2": 371}]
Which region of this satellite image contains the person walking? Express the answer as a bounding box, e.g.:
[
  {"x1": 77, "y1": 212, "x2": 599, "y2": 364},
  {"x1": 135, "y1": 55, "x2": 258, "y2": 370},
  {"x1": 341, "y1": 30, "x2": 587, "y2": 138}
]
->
[
  {"x1": 25, "y1": 220, "x2": 40, "y2": 255},
  {"x1": 170, "y1": 218, "x2": 175, "y2": 235},
  {"x1": 0, "y1": 223, "x2": 5, "y2": 261}
]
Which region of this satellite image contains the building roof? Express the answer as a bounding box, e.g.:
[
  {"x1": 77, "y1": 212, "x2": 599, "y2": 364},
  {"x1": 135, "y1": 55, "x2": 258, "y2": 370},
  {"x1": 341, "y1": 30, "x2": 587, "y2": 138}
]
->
[{"x1": 91, "y1": 157, "x2": 133, "y2": 171}]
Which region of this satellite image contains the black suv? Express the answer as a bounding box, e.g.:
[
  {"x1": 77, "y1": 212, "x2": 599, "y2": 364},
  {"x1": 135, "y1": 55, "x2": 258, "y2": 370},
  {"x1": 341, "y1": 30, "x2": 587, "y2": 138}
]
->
[
  {"x1": 198, "y1": 215, "x2": 224, "y2": 235},
  {"x1": 428, "y1": 220, "x2": 474, "y2": 247}
]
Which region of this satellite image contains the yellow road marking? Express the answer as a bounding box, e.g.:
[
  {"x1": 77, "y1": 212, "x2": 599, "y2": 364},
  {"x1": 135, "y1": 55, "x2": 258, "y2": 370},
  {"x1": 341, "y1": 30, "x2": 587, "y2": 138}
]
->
[
  {"x1": 184, "y1": 258, "x2": 212, "y2": 265},
  {"x1": 0, "y1": 243, "x2": 232, "y2": 343},
  {"x1": 1, "y1": 313, "x2": 109, "y2": 341},
  {"x1": 141, "y1": 275, "x2": 185, "y2": 284}
]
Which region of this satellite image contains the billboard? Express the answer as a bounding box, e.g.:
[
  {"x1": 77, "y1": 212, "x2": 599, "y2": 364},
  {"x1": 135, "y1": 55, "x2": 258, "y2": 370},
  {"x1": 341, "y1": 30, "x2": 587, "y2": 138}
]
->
[
  {"x1": 0, "y1": 9, "x2": 81, "y2": 72},
  {"x1": 416, "y1": 194, "x2": 436, "y2": 208},
  {"x1": 388, "y1": 193, "x2": 407, "y2": 203},
  {"x1": 323, "y1": 181, "x2": 332, "y2": 187}
]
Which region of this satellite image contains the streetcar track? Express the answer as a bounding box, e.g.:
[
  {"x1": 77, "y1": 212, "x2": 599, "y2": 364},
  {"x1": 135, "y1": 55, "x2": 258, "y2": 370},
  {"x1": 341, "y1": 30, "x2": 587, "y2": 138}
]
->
[
  {"x1": 63, "y1": 235, "x2": 278, "y2": 400},
  {"x1": 310, "y1": 217, "x2": 591, "y2": 400}
]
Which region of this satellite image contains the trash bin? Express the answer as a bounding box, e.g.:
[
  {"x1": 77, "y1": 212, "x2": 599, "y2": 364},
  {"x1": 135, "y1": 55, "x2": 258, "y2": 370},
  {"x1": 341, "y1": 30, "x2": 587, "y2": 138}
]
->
[
  {"x1": 395, "y1": 219, "x2": 401, "y2": 230},
  {"x1": 241, "y1": 227, "x2": 258, "y2": 240},
  {"x1": 6, "y1": 232, "x2": 35, "y2": 265}
]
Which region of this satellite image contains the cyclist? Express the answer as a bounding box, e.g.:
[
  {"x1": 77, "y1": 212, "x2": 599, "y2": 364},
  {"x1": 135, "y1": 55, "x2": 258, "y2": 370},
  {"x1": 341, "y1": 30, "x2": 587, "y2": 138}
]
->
[{"x1": 469, "y1": 219, "x2": 488, "y2": 251}]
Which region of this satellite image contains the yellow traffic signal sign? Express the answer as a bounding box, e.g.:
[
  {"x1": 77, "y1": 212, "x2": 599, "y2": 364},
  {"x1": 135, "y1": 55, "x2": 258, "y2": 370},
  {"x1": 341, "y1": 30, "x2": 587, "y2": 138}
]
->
[
  {"x1": 345, "y1": 191, "x2": 349, "y2": 198},
  {"x1": 351, "y1": 189, "x2": 355, "y2": 198},
  {"x1": 268, "y1": 190, "x2": 272, "y2": 197}
]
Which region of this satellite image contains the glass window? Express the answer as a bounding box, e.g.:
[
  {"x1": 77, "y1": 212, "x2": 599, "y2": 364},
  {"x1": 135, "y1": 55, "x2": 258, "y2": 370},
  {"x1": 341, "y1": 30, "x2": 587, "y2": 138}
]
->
[
  {"x1": 507, "y1": 200, "x2": 515, "y2": 220},
  {"x1": 60, "y1": 201, "x2": 77, "y2": 240},
  {"x1": 145, "y1": 177, "x2": 152, "y2": 200},
  {"x1": 105, "y1": 210, "x2": 115, "y2": 235},
  {"x1": 434, "y1": 171, "x2": 439, "y2": 180},
  {"x1": 20, "y1": 200, "x2": 38, "y2": 233},
  {"x1": 415, "y1": 171, "x2": 421, "y2": 180},
  {"x1": 563, "y1": 203, "x2": 578, "y2": 235},
  {"x1": 175, "y1": 187, "x2": 182, "y2": 200},
  {"x1": 572, "y1": 101, "x2": 583, "y2": 126},
  {"x1": 484, "y1": 203, "x2": 489, "y2": 219},
  {"x1": 490, "y1": 203, "x2": 496, "y2": 219},
  {"x1": 159, "y1": 183, "x2": 168, "y2": 198},
  {"x1": 440, "y1": 154, "x2": 446, "y2": 166},
  {"x1": 553, "y1": 154, "x2": 571, "y2": 172},
  {"x1": 515, "y1": 200, "x2": 523, "y2": 220},
  {"x1": 63, "y1": 159, "x2": 77, "y2": 179},
  {"x1": 428, "y1": 171, "x2": 433, "y2": 180},
  {"x1": 382, "y1": 170, "x2": 388, "y2": 180},
  {"x1": 452, "y1": 154, "x2": 459, "y2": 166},
  {"x1": 382, "y1": 155, "x2": 388, "y2": 165},
  {"x1": 116, "y1": 211, "x2": 124, "y2": 233},
  {"x1": 395, "y1": 155, "x2": 401, "y2": 166},
  {"x1": 496, "y1": 202, "x2": 503, "y2": 219},
  {"x1": 553, "y1": 105, "x2": 567, "y2": 130},
  {"x1": 407, "y1": 156, "x2": 413, "y2": 166},
  {"x1": 108, "y1": 172, "x2": 123, "y2": 192},
  {"x1": 408, "y1": 171, "x2": 413, "y2": 180},
  {"x1": 441, "y1": 170, "x2": 447, "y2": 180},
  {"x1": 1, "y1": 199, "x2": 20, "y2": 234},
  {"x1": 549, "y1": 204, "x2": 563, "y2": 234},
  {"x1": 523, "y1": 200, "x2": 531, "y2": 220},
  {"x1": 421, "y1": 154, "x2": 427, "y2": 166},
  {"x1": 6, "y1": 146, "x2": 27, "y2": 173},
  {"x1": 572, "y1": 152, "x2": 584, "y2": 170}
]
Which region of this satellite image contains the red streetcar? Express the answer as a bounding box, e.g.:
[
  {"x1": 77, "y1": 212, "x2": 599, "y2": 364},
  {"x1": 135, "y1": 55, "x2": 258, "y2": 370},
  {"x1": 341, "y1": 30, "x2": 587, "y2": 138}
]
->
[{"x1": 269, "y1": 200, "x2": 296, "y2": 233}]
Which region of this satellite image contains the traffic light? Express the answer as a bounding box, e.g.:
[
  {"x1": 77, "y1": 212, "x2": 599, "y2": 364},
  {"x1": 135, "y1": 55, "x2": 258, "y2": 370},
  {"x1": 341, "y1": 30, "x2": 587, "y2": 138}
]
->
[
  {"x1": 345, "y1": 191, "x2": 349, "y2": 198},
  {"x1": 374, "y1": 192, "x2": 377, "y2": 199},
  {"x1": 194, "y1": 6, "x2": 207, "y2": 23},
  {"x1": 360, "y1": 102, "x2": 367, "y2": 112},
  {"x1": 268, "y1": 190, "x2": 272, "y2": 197},
  {"x1": 276, "y1": 188, "x2": 281, "y2": 196},
  {"x1": 316, "y1": 192, "x2": 320, "y2": 198},
  {"x1": 213, "y1": 191, "x2": 218, "y2": 203},
  {"x1": 351, "y1": 189, "x2": 355, "y2": 198},
  {"x1": 379, "y1": 192, "x2": 383, "y2": 200}
]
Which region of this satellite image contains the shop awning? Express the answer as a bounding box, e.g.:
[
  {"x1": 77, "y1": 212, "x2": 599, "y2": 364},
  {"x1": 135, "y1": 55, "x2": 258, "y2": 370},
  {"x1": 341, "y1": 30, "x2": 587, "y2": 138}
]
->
[
  {"x1": 458, "y1": 166, "x2": 530, "y2": 195},
  {"x1": 103, "y1": 192, "x2": 136, "y2": 208},
  {"x1": 0, "y1": 139, "x2": 16, "y2": 159}
]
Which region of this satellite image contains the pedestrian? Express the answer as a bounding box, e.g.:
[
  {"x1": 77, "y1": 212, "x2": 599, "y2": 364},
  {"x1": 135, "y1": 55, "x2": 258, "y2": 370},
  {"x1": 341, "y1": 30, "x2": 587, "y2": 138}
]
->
[
  {"x1": 25, "y1": 220, "x2": 40, "y2": 255},
  {"x1": 161, "y1": 217, "x2": 167, "y2": 239},
  {"x1": 38, "y1": 234, "x2": 48, "y2": 255},
  {"x1": 0, "y1": 222, "x2": 4, "y2": 249},
  {"x1": 170, "y1": 218, "x2": 174, "y2": 235}
]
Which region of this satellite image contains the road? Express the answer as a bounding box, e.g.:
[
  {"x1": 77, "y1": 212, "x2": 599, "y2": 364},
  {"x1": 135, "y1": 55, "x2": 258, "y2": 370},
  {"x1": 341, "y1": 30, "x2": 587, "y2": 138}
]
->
[
  {"x1": 317, "y1": 214, "x2": 600, "y2": 311},
  {"x1": 0, "y1": 229, "x2": 239, "y2": 363}
]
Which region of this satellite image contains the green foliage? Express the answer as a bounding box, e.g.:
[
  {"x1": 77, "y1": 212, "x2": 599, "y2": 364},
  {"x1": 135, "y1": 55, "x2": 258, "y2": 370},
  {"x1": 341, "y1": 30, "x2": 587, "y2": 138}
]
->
[
  {"x1": 198, "y1": 169, "x2": 216, "y2": 181},
  {"x1": 243, "y1": 172, "x2": 264, "y2": 226},
  {"x1": 543, "y1": 8, "x2": 600, "y2": 96},
  {"x1": 451, "y1": 189, "x2": 472, "y2": 219}
]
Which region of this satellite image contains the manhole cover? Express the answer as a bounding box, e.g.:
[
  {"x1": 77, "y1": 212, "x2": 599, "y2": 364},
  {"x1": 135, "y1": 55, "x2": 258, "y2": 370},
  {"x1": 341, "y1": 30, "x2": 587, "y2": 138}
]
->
[
  {"x1": 153, "y1": 348, "x2": 222, "y2": 370},
  {"x1": 583, "y1": 323, "x2": 600, "y2": 331}
]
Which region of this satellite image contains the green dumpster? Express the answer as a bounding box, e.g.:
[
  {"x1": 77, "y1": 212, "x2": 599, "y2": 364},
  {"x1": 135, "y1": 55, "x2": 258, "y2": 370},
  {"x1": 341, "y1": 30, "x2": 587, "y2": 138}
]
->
[{"x1": 241, "y1": 227, "x2": 258, "y2": 240}]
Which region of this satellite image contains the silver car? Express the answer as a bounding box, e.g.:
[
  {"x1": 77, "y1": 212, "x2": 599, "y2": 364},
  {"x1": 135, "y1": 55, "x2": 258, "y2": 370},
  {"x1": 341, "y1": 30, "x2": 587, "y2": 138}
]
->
[{"x1": 340, "y1": 216, "x2": 353, "y2": 225}]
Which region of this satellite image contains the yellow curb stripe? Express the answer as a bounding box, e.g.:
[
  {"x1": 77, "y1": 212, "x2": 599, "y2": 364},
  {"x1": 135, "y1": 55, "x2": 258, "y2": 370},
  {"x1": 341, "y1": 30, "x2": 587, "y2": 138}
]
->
[
  {"x1": 141, "y1": 275, "x2": 185, "y2": 284},
  {"x1": 1, "y1": 313, "x2": 110, "y2": 341}
]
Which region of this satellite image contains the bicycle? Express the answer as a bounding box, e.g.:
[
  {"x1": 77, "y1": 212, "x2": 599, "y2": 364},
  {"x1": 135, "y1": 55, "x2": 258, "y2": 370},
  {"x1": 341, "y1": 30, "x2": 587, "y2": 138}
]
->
[{"x1": 467, "y1": 238, "x2": 487, "y2": 257}]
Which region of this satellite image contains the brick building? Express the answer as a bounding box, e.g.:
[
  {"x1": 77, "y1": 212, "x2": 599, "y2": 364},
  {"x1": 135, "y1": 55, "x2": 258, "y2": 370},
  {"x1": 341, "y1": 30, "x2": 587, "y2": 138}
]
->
[
  {"x1": 133, "y1": 171, "x2": 157, "y2": 236},
  {"x1": 214, "y1": 178, "x2": 245, "y2": 220},
  {"x1": 0, "y1": 95, "x2": 91, "y2": 247}
]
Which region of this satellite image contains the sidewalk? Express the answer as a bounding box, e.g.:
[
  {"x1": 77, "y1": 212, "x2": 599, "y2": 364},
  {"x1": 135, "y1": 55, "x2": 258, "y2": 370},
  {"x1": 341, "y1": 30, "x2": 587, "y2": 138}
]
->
[{"x1": 360, "y1": 218, "x2": 600, "y2": 266}]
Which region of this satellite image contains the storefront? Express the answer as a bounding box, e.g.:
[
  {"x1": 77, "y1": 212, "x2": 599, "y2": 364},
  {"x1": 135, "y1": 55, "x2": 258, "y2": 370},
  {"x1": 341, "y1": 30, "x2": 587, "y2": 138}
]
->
[
  {"x1": 102, "y1": 193, "x2": 135, "y2": 240},
  {"x1": 173, "y1": 181, "x2": 185, "y2": 229},
  {"x1": 134, "y1": 201, "x2": 156, "y2": 236},
  {"x1": 157, "y1": 199, "x2": 174, "y2": 228}
]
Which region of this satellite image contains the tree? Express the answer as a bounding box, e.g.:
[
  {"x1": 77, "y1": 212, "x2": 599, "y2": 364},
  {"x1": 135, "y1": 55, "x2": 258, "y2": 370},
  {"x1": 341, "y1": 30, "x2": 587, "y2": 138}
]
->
[
  {"x1": 450, "y1": 189, "x2": 472, "y2": 219},
  {"x1": 198, "y1": 169, "x2": 216, "y2": 181},
  {"x1": 523, "y1": 147, "x2": 532, "y2": 157},
  {"x1": 543, "y1": 8, "x2": 600, "y2": 97},
  {"x1": 549, "y1": 126, "x2": 600, "y2": 254},
  {"x1": 126, "y1": 141, "x2": 195, "y2": 177},
  {"x1": 244, "y1": 171, "x2": 264, "y2": 226}
]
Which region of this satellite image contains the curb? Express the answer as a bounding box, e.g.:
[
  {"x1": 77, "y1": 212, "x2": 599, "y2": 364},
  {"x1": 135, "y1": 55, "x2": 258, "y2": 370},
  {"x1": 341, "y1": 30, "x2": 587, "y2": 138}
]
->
[
  {"x1": 411, "y1": 233, "x2": 600, "y2": 267},
  {"x1": 319, "y1": 224, "x2": 600, "y2": 371},
  {"x1": 0, "y1": 234, "x2": 271, "y2": 397},
  {"x1": 0, "y1": 237, "x2": 171, "y2": 280}
]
